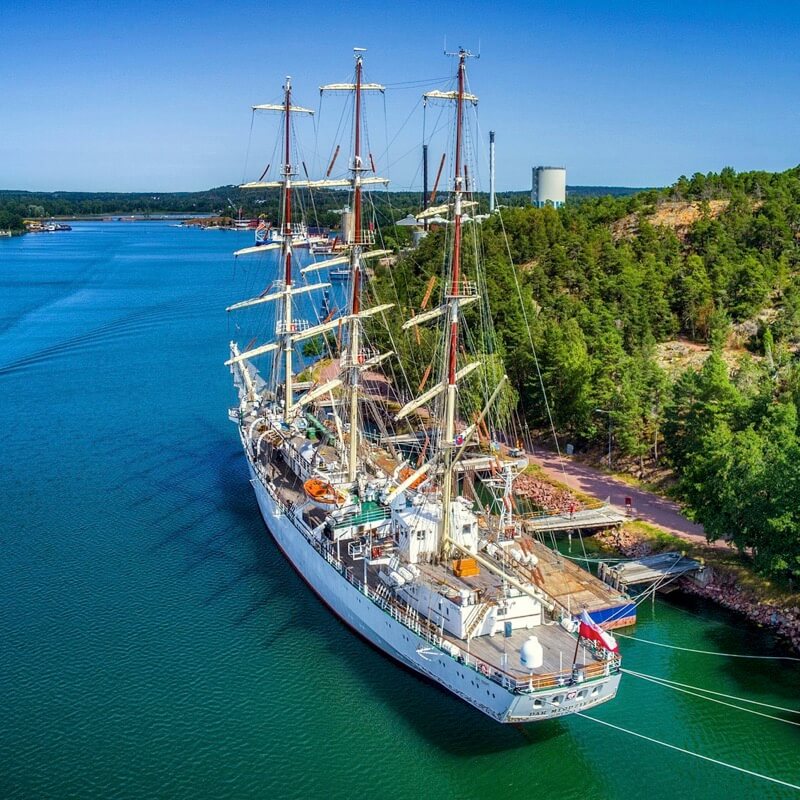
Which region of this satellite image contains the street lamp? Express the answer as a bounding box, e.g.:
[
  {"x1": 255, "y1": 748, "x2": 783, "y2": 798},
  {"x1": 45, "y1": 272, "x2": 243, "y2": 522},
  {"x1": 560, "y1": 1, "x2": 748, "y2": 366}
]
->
[{"x1": 595, "y1": 408, "x2": 612, "y2": 468}]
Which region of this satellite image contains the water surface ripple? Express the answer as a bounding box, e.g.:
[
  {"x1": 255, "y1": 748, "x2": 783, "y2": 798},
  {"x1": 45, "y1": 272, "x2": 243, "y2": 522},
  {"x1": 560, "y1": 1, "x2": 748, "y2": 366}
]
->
[{"x1": 1, "y1": 223, "x2": 798, "y2": 799}]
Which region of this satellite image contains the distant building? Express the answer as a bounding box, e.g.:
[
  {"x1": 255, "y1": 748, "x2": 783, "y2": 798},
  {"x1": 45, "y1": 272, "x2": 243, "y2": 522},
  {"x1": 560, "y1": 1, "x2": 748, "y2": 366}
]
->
[{"x1": 531, "y1": 166, "x2": 566, "y2": 208}]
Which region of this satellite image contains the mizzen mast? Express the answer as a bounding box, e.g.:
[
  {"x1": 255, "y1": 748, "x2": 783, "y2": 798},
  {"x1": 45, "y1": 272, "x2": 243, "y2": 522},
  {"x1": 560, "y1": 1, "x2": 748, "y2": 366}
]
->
[{"x1": 441, "y1": 49, "x2": 470, "y2": 553}]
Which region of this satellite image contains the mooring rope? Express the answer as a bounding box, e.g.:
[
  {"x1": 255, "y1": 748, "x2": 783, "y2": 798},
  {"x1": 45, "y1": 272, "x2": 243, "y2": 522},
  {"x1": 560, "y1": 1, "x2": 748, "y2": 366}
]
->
[
  {"x1": 615, "y1": 631, "x2": 800, "y2": 661},
  {"x1": 622, "y1": 668, "x2": 800, "y2": 726},
  {"x1": 576, "y1": 712, "x2": 800, "y2": 792},
  {"x1": 623, "y1": 668, "x2": 800, "y2": 714}
]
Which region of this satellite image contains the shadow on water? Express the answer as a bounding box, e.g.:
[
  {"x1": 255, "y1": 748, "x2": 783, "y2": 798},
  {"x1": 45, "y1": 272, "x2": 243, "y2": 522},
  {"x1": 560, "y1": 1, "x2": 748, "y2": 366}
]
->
[
  {"x1": 216, "y1": 465, "x2": 573, "y2": 757},
  {"x1": 139, "y1": 420, "x2": 601, "y2": 763},
  {"x1": 651, "y1": 593, "x2": 800, "y2": 705}
]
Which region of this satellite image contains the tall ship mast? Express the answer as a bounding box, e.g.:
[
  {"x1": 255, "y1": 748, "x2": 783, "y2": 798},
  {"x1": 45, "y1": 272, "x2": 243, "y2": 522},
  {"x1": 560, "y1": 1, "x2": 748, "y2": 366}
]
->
[{"x1": 225, "y1": 50, "x2": 622, "y2": 723}]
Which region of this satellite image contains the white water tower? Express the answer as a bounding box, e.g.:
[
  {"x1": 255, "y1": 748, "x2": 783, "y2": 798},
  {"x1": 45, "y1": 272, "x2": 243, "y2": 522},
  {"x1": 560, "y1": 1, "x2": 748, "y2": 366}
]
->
[{"x1": 531, "y1": 166, "x2": 566, "y2": 208}]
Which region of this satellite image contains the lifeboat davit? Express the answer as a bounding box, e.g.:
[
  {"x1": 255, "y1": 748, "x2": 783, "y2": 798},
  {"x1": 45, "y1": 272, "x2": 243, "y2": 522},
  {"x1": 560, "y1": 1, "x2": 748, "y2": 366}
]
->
[{"x1": 303, "y1": 478, "x2": 347, "y2": 510}]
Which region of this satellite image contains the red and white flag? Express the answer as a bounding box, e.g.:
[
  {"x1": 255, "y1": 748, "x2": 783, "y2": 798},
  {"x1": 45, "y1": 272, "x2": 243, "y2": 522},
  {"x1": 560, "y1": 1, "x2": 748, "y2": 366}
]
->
[{"x1": 579, "y1": 610, "x2": 619, "y2": 653}]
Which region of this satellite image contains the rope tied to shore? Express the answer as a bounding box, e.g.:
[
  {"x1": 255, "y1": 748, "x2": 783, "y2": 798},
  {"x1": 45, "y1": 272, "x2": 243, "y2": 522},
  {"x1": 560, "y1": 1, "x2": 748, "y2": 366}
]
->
[
  {"x1": 615, "y1": 631, "x2": 800, "y2": 661},
  {"x1": 575, "y1": 712, "x2": 800, "y2": 793}
]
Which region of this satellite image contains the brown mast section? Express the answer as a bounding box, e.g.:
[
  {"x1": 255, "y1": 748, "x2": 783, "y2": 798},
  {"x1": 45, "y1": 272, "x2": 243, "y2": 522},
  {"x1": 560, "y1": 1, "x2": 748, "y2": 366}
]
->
[{"x1": 447, "y1": 51, "x2": 466, "y2": 387}]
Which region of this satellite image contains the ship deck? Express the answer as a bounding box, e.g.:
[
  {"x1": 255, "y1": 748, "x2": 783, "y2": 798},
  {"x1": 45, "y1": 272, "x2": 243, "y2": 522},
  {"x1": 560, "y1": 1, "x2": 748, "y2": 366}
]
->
[{"x1": 245, "y1": 421, "x2": 609, "y2": 681}]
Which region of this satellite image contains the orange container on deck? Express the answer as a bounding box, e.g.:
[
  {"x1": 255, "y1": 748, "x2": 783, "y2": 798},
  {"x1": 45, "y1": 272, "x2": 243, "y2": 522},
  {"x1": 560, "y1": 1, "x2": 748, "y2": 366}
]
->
[{"x1": 452, "y1": 558, "x2": 480, "y2": 578}]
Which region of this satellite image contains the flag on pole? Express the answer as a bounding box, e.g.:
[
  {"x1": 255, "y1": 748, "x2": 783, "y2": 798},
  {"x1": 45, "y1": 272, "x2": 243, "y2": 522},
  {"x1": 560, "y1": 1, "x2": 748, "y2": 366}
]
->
[{"x1": 579, "y1": 610, "x2": 619, "y2": 653}]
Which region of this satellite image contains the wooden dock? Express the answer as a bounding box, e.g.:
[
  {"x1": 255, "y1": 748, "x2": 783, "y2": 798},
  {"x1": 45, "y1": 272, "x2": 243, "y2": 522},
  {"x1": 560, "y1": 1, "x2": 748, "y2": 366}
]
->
[
  {"x1": 524, "y1": 504, "x2": 628, "y2": 534},
  {"x1": 599, "y1": 552, "x2": 704, "y2": 592}
]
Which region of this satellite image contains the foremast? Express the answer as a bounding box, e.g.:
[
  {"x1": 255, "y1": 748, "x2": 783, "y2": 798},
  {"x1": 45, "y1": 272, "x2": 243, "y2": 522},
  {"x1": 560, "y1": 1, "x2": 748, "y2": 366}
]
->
[{"x1": 224, "y1": 79, "x2": 317, "y2": 421}]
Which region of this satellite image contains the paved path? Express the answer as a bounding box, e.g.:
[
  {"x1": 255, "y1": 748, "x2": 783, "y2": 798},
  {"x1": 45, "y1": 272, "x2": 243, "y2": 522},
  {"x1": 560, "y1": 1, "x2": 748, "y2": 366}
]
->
[{"x1": 529, "y1": 449, "x2": 708, "y2": 546}]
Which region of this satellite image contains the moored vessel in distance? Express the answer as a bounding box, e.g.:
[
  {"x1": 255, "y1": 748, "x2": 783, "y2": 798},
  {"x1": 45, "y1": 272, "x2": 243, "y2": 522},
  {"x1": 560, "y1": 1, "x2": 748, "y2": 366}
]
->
[{"x1": 225, "y1": 49, "x2": 622, "y2": 723}]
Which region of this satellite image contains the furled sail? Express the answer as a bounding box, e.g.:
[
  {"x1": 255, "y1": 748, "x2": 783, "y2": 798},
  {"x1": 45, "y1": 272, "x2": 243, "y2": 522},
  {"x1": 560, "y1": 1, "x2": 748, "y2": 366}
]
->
[
  {"x1": 233, "y1": 243, "x2": 281, "y2": 257},
  {"x1": 393, "y1": 362, "x2": 481, "y2": 421},
  {"x1": 226, "y1": 282, "x2": 330, "y2": 312}
]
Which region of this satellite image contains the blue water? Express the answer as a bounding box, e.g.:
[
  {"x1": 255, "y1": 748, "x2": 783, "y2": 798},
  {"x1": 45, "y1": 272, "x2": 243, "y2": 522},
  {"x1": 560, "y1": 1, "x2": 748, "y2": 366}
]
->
[{"x1": 1, "y1": 222, "x2": 799, "y2": 799}]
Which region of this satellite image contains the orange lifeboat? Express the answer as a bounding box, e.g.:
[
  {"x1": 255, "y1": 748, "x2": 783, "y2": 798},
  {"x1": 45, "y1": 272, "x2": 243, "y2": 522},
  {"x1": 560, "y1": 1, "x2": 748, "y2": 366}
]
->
[
  {"x1": 303, "y1": 478, "x2": 347, "y2": 510},
  {"x1": 398, "y1": 466, "x2": 424, "y2": 489}
]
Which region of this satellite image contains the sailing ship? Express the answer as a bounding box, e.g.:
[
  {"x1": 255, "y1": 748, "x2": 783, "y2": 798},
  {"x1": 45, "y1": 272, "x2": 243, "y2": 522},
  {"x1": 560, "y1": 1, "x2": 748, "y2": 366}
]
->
[{"x1": 225, "y1": 49, "x2": 622, "y2": 723}]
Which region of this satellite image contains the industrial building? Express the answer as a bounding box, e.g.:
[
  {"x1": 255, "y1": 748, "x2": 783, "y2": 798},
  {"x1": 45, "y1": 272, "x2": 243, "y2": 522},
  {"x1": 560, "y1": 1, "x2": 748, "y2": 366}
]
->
[{"x1": 531, "y1": 166, "x2": 566, "y2": 208}]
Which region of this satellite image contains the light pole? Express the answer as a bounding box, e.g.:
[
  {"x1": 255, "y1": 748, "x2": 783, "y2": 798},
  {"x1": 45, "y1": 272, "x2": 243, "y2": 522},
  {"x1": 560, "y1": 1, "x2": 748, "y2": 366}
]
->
[{"x1": 595, "y1": 408, "x2": 612, "y2": 468}]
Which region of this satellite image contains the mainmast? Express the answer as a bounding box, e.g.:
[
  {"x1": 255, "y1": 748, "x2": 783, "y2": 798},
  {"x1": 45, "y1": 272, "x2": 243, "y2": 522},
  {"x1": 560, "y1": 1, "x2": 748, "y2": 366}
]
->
[
  {"x1": 347, "y1": 50, "x2": 365, "y2": 483},
  {"x1": 281, "y1": 76, "x2": 295, "y2": 422},
  {"x1": 320, "y1": 49, "x2": 388, "y2": 483}
]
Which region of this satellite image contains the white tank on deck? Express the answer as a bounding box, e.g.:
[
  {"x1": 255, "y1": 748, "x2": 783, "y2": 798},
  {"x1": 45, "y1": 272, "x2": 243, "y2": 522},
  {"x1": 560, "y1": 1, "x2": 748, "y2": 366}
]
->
[
  {"x1": 531, "y1": 166, "x2": 566, "y2": 208},
  {"x1": 520, "y1": 635, "x2": 544, "y2": 670}
]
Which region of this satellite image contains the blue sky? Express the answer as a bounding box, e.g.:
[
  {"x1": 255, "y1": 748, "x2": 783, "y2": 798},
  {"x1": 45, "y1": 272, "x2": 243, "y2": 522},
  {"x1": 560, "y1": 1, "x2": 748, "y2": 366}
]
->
[{"x1": 1, "y1": 0, "x2": 799, "y2": 192}]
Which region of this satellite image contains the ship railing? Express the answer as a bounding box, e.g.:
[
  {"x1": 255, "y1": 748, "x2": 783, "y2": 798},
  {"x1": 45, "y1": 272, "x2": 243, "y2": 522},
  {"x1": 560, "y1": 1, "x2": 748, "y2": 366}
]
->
[
  {"x1": 253, "y1": 462, "x2": 621, "y2": 695},
  {"x1": 340, "y1": 347, "x2": 380, "y2": 368},
  {"x1": 445, "y1": 280, "x2": 479, "y2": 299},
  {"x1": 276, "y1": 319, "x2": 311, "y2": 335}
]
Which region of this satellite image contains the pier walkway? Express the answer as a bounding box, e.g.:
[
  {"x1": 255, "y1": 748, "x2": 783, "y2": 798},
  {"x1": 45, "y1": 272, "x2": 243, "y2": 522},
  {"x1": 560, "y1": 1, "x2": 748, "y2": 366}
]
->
[
  {"x1": 524, "y1": 504, "x2": 628, "y2": 534},
  {"x1": 598, "y1": 552, "x2": 705, "y2": 592}
]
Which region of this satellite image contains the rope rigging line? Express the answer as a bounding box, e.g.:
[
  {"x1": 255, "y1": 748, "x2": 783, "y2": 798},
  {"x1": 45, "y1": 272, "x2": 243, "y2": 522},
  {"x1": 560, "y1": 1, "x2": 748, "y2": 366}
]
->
[
  {"x1": 242, "y1": 109, "x2": 256, "y2": 185},
  {"x1": 622, "y1": 668, "x2": 800, "y2": 727},
  {"x1": 575, "y1": 712, "x2": 800, "y2": 792},
  {"x1": 622, "y1": 668, "x2": 800, "y2": 715},
  {"x1": 614, "y1": 631, "x2": 800, "y2": 660}
]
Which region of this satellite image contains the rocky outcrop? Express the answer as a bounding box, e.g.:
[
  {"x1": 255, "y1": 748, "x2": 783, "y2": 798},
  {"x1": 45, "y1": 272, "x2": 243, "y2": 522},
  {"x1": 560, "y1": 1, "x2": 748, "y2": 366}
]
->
[{"x1": 513, "y1": 472, "x2": 582, "y2": 514}]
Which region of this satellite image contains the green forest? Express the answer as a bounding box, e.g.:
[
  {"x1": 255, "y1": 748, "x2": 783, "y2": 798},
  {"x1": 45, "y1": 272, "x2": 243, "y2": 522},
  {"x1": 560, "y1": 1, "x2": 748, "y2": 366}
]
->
[
  {"x1": 6, "y1": 170, "x2": 800, "y2": 579},
  {"x1": 371, "y1": 166, "x2": 800, "y2": 580},
  {"x1": 0, "y1": 184, "x2": 638, "y2": 231}
]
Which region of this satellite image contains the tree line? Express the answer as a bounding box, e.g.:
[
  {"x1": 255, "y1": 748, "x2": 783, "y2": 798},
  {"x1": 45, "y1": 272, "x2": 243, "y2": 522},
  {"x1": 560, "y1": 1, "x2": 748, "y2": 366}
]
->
[{"x1": 369, "y1": 166, "x2": 800, "y2": 580}]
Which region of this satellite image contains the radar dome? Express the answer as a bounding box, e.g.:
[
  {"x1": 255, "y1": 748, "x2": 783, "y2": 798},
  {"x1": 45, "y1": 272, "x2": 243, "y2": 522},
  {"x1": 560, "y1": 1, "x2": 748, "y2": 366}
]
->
[{"x1": 520, "y1": 635, "x2": 544, "y2": 670}]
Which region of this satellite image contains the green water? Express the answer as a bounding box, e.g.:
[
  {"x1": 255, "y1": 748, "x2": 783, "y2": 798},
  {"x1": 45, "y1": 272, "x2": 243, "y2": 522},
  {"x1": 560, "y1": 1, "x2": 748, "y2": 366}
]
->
[{"x1": 1, "y1": 223, "x2": 798, "y2": 799}]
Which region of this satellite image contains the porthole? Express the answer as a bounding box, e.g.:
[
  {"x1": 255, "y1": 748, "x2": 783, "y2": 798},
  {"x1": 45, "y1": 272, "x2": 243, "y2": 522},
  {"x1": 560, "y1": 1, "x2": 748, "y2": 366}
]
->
[
  {"x1": 533, "y1": 699, "x2": 543, "y2": 709},
  {"x1": 551, "y1": 695, "x2": 562, "y2": 706}
]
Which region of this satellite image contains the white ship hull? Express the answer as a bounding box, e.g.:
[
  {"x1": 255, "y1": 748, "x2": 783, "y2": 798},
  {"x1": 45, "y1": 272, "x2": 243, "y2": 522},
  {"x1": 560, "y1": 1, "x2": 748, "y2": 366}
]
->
[{"x1": 243, "y1": 445, "x2": 621, "y2": 723}]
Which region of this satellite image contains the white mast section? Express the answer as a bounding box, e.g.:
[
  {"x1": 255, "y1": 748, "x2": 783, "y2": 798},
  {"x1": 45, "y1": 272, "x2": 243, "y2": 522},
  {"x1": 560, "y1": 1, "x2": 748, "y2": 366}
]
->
[
  {"x1": 229, "y1": 77, "x2": 313, "y2": 419},
  {"x1": 320, "y1": 49, "x2": 386, "y2": 483}
]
